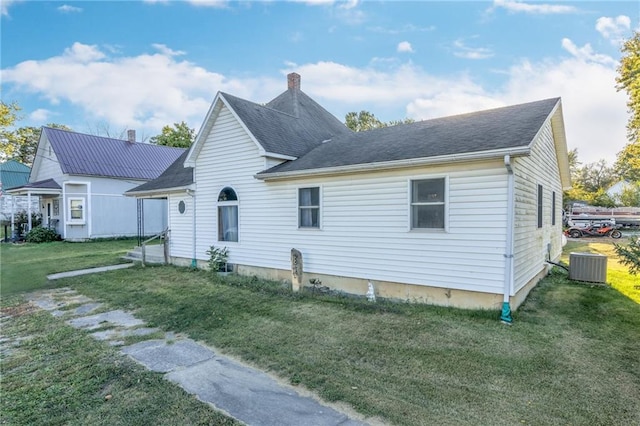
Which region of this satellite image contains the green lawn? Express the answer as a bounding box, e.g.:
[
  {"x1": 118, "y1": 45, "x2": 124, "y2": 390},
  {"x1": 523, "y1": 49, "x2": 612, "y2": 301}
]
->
[
  {"x1": 1, "y1": 240, "x2": 639, "y2": 425},
  {"x1": 0, "y1": 239, "x2": 135, "y2": 294}
]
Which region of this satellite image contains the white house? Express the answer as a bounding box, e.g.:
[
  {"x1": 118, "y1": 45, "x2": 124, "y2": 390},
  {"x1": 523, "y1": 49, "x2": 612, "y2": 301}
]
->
[
  {"x1": 128, "y1": 73, "x2": 571, "y2": 315},
  {"x1": 8, "y1": 128, "x2": 185, "y2": 241}
]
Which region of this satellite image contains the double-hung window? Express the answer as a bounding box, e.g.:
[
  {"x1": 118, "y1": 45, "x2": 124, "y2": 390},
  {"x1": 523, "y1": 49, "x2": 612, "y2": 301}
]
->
[
  {"x1": 68, "y1": 198, "x2": 85, "y2": 224},
  {"x1": 218, "y1": 187, "x2": 238, "y2": 242},
  {"x1": 298, "y1": 187, "x2": 320, "y2": 228},
  {"x1": 411, "y1": 178, "x2": 446, "y2": 230}
]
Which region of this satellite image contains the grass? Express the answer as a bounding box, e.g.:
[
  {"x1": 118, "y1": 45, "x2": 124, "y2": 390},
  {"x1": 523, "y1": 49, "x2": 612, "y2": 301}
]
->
[
  {"x1": 562, "y1": 240, "x2": 640, "y2": 303},
  {"x1": 0, "y1": 297, "x2": 238, "y2": 425},
  {"x1": 0, "y1": 239, "x2": 135, "y2": 295},
  {"x1": 1, "y1": 240, "x2": 639, "y2": 425}
]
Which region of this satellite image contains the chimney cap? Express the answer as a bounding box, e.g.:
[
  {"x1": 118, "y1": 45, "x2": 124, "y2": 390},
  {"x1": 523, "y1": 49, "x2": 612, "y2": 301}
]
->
[{"x1": 287, "y1": 72, "x2": 301, "y2": 91}]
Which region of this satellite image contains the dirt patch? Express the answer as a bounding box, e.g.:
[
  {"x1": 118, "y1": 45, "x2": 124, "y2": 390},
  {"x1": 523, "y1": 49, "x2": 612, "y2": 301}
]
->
[{"x1": 0, "y1": 302, "x2": 39, "y2": 319}]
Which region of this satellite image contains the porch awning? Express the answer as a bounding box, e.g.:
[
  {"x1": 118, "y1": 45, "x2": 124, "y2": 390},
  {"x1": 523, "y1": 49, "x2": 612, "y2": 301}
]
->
[{"x1": 7, "y1": 178, "x2": 62, "y2": 196}]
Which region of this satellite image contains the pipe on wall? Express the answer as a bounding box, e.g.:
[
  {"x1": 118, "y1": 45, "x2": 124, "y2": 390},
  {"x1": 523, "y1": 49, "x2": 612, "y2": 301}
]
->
[{"x1": 501, "y1": 154, "x2": 515, "y2": 324}]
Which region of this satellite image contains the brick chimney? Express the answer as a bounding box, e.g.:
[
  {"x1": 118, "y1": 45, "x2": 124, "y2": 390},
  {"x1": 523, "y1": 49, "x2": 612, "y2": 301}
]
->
[
  {"x1": 127, "y1": 129, "x2": 136, "y2": 143},
  {"x1": 287, "y1": 72, "x2": 301, "y2": 90}
]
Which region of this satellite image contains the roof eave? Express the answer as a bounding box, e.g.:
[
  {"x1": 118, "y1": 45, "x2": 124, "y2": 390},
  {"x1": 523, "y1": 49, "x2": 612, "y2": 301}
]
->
[
  {"x1": 125, "y1": 184, "x2": 195, "y2": 198},
  {"x1": 255, "y1": 146, "x2": 532, "y2": 181}
]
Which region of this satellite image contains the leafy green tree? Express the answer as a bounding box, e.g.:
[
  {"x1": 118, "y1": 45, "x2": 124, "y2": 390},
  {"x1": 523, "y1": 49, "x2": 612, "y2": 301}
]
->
[
  {"x1": 150, "y1": 121, "x2": 195, "y2": 148},
  {"x1": 614, "y1": 140, "x2": 640, "y2": 182},
  {"x1": 345, "y1": 111, "x2": 415, "y2": 132},
  {"x1": 614, "y1": 237, "x2": 640, "y2": 275},
  {"x1": 0, "y1": 101, "x2": 21, "y2": 128},
  {"x1": 616, "y1": 30, "x2": 640, "y2": 144}
]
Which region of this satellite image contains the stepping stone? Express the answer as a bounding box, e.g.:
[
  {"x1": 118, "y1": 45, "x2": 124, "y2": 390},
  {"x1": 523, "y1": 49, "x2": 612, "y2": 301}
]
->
[
  {"x1": 166, "y1": 356, "x2": 367, "y2": 426},
  {"x1": 91, "y1": 327, "x2": 160, "y2": 341},
  {"x1": 67, "y1": 310, "x2": 144, "y2": 330},
  {"x1": 122, "y1": 339, "x2": 214, "y2": 373}
]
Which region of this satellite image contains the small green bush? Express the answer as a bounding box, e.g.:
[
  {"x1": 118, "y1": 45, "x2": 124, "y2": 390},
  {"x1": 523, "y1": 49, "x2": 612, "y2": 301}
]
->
[
  {"x1": 206, "y1": 245, "x2": 229, "y2": 272},
  {"x1": 26, "y1": 226, "x2": 61, "y2": 243}
]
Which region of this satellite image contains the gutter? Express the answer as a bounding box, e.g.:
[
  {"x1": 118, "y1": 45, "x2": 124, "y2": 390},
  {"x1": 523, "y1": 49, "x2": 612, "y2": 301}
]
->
[
  {"x1": 255, "y1": 146, "x2": 531, "y2": 181},
  {"x1": 501, "y1": 154, "x2": 515, "y2": 324}
]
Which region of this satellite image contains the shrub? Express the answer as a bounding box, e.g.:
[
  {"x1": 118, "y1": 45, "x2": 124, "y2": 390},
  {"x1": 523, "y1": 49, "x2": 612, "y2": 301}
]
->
[
  {"x1": 206, "y1": 245, "x2": 229, "y2": 272},
  {"x1": 25, "y1": 226, "x2": 61, "y2": 243},
  {"x1": 615, "y1": 236, "x2": 640, "y2": 275}
]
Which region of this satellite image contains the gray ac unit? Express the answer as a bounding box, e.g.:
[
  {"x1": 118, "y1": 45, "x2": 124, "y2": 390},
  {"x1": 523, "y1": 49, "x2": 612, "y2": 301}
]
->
[{"x1": 569, "y1": 253, "x2": 607, "y2": 283}]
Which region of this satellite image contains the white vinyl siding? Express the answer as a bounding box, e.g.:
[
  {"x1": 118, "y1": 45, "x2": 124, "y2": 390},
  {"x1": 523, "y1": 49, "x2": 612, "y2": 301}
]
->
[
  {"x1": 184, "y1": 106, "x2": 510, "y2": 294},
  {"x1": 168, "y1": 193, "x2": 194, "y2": 260},
  {"x1": 512, "y1": 121, "x2": 564, "y2": 293}
]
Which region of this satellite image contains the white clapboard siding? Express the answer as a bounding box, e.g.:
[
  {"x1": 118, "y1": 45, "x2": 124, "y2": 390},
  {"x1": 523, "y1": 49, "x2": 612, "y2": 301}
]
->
[
  {"x1": 32, "y1": 134, "x2": 64, "y2": 183},
  {"x1": 512, "y1": 121, "x2": 564, "y2": 292},
  {"x1": 182, "y1": 105, "x2": 512, "y2": 294},
  {"x1": 168, "y1": 193, "x2": 194, "y2": 259}
]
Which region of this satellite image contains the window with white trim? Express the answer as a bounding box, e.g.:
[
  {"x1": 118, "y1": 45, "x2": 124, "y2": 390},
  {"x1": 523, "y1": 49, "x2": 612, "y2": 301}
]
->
[
  {"x1": 411, "y1": 178, "x2": 446, "y2": 229},
  {"x1": 218, "y1": 187, "x2": 238, "y2": 242},
  {"x1": 68, "y1": 198, "x2": 85, "y2": 223},
  {"x1": 298, "y1": 187, "x2": 320, "y2": 228}
]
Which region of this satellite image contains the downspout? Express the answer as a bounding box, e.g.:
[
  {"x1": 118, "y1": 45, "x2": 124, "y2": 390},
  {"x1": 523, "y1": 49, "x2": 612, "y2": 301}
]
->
[
  {"x1": 501, "y1": 154, "x2": 515, "y2": 324},
  {"x1": 187, "y1": 189, "x2": 197, "y2": 268},
  {"x1": 27, "y1": 191, "x2": 32, "y2": 232}
]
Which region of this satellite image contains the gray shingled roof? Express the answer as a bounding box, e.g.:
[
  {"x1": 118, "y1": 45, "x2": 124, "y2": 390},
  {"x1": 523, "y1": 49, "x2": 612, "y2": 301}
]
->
[
  {"x1": 257, "y1": 98, "x2": 560, "y2": 177},
  {"x1": 126, "y1": 150, "x2": 193, "y2": 195},
  {"x1": 43, "y1": 127, "x2": 185, "y2": 180},
  {"x1": 222, "y1": 89, "x2": 351, "y2": 158}
]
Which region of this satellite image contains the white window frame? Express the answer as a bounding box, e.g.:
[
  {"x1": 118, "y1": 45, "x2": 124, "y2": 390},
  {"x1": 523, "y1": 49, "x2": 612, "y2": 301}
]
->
[
  {"x1": 298, "y1": 186, "x2": 321, "y2": 229},
  {"x1": 408, "y1": 176, "x2": 448, "y2": 232},
  {"x1": 217, "y1": 187, "x2": 239, "y2": 243},
  {"x1": 68, "y1": 197, "x2": 86, "y2": 224}
]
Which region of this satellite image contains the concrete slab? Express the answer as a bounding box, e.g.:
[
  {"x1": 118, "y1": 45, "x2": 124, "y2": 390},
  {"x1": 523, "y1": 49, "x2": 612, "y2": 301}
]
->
[
  {"x1": 91, "y1": 327, "x2": 160, "y2": 341},
  {"x1": 167, "y1": 356, "x2": 367, "y2": 426},
  {"x1": 47, "y1": 263, "x2": 134, "y2": 280},
  {"x1": 73, "y1": 302, "x2": 103, "y2": 316},
  {"x1": 66, "y1": 310, "x2": 144, "y2": 330},
  {"x1": 122, "y1": 339, "x2": 215, "y2": 373}
]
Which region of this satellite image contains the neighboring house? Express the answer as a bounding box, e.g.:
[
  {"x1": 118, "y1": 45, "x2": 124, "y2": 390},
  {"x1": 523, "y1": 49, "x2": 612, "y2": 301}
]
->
[
  {"x1": 0, "y1": 159, "x2": 39, "y2": 223},
  {"x1": 606, "y1": 180, "x2": 632, "y2": 200},
  {"x1": 8, "y1": 128, "x2": 185, "y2": 241},
  {"x1": 128, "y1": 73, "x2": 571, "y2": 312}
]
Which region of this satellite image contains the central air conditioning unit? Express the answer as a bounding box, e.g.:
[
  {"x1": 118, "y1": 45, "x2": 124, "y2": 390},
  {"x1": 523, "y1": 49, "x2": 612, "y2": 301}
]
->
[{"x1": 569, "y1": 253, "x2": 607, "y2": 283}]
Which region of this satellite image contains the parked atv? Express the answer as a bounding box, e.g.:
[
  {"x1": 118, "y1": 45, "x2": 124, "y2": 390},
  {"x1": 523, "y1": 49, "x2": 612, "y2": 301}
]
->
[{"x1": 564, "y1": 221, "x2": 622, "y2": 239}]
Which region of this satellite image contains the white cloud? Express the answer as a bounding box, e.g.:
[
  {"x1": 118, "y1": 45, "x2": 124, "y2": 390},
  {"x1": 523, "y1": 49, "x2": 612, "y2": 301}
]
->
[
  {"x1": 596, "y1": 15, "x2": 631, "y2": 45},
  {"x1": 560, "y1": 38, "x2": 617, "y2": 66},
  {"x1": 57, "y1": 4, "x2": 82, "y2": 13},
  {"x1": 397, "y1": 41, "x2": 414, "y2": 53},
  {"x1": 1, "y1": 42, "x2": 279, "y2": 134},
  {"x1": 29, "y1": 109, "x2": 52, "y2": 123},
  {"x1": 369, "y1": 24, "x2": 435, "y2": 35},
  {"x1": 187, "y1": 0, "x2": 228, "y2": 8},
  {"x1": 151, "y1": 43, "x2": 186, "y2": 56},
  {"x1": 453, "y1": 39, "x2": 493, "y2": 60},
  {"x1": 491, "y1": 0, "x2": 577, "y2": 14},
  {"x1": 1, "y1": 0, "x2": 22, "y2": 17}
]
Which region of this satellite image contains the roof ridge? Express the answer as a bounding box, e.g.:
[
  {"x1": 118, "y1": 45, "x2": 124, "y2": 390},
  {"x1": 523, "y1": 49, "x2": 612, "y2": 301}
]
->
[
  {"x1": 221, "y1": 91, "x2": 301, "y2": 119},
  {"x1": 43, "y1": 126, "x2": 185, "y2": 150}
]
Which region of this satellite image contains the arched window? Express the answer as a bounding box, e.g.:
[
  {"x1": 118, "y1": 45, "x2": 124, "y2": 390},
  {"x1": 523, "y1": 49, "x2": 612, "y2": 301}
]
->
[{"x1": 218, "y1": 187, "x2": 238, "y2": 242}]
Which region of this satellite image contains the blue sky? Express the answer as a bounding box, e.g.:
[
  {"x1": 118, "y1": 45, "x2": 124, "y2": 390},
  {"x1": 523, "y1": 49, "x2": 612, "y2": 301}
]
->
[{"x1": 1, "y1": 1, "x2": 638, "y2": 164}]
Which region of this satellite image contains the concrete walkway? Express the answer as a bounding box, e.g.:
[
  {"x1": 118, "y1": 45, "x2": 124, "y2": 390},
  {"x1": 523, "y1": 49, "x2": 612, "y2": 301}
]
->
[
  {"x1": 47, "y1": 263, "x2": 135, "y2": 280},
  {"x1": 26, "y1": 288, "x2": 370, "y2": 426}
]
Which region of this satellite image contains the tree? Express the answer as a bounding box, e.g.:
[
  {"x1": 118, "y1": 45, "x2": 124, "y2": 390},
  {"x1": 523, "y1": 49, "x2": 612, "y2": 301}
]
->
[
  {"x1": 150, "y1": 121, "x2": 195, "y2": 148},
  {"x1": 614, "y1": 140, "x2": 640, "y2": 182},
  {"x1": 616, "y1": 30, "x2": 640, "y2": 144},
  {"x1": 0, "y1": 101, "x2": 21, "y2": 128},
  {"x1": 345, "y1": 111, "x2": 414, "y2": 132},
  {"x1": 614, "y1": 236, "x2": 640, "y2": 275},
  {"x1": 0, "y1": 124, "x2": 71, "y2": 166}
]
